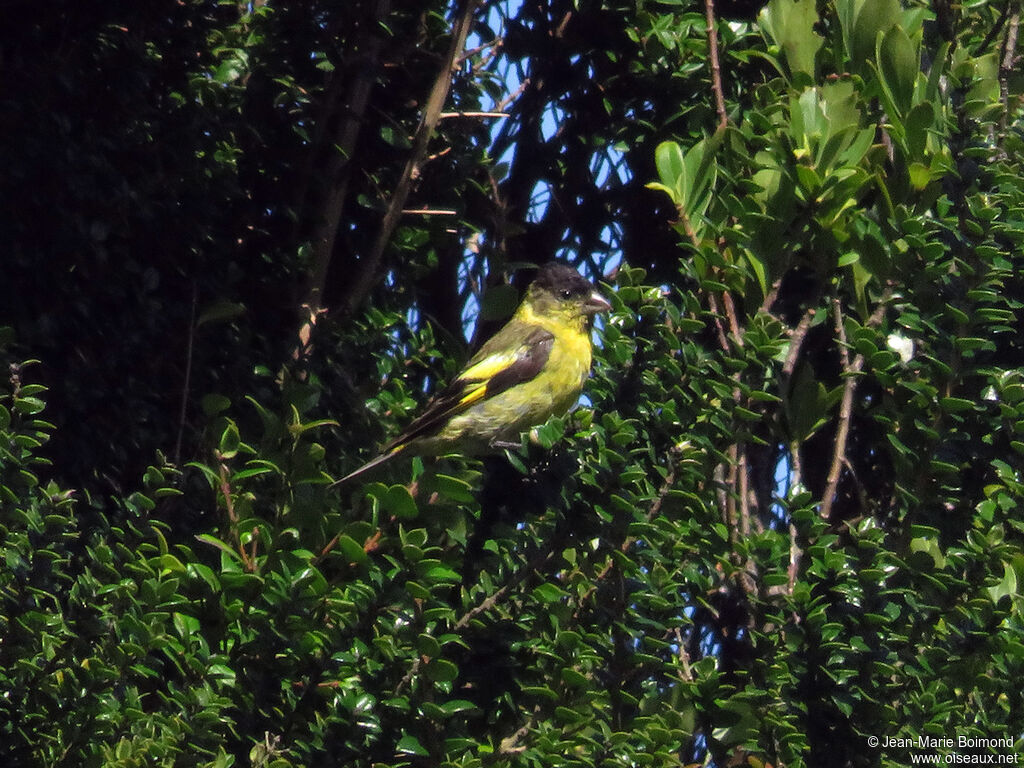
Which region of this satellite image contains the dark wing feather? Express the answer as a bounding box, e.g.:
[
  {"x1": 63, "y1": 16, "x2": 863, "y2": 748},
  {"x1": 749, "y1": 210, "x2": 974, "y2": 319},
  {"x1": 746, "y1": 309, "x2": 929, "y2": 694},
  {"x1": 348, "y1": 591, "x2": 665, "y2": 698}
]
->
[
  {"x1": 480, "y1": 328, "x2": 553, "y2": 397},
  {"x1": 382, "y1": 326, "x2": 554, "y2": 450}
]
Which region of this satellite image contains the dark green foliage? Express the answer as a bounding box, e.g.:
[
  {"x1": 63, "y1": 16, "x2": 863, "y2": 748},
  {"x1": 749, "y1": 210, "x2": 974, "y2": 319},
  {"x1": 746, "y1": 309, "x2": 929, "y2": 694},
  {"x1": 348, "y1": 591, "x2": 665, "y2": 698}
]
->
[{"x1": 3, "y1": 0, "x2": 1024, "y2": 766}]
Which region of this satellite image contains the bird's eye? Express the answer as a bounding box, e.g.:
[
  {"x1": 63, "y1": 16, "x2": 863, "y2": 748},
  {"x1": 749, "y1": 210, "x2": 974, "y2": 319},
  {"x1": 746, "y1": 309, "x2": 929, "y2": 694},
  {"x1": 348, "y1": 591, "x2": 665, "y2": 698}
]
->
[{"x1": 560, "y1": 288, "x2": 573, "y2": 299}]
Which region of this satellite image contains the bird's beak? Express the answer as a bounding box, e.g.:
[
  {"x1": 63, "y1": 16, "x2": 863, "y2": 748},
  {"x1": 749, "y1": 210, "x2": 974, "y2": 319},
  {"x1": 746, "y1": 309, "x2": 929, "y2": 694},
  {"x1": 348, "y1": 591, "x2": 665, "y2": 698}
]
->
[{"x1": 584, "y1": 292, "x2": 612, "y2": 315}]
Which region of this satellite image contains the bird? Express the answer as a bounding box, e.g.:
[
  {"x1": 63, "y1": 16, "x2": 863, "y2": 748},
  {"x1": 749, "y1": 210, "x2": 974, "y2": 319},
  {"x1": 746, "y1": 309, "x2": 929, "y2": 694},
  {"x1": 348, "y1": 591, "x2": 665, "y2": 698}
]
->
[{"x1": 334, "y1": 261, "x2": 611, "y2": 485}]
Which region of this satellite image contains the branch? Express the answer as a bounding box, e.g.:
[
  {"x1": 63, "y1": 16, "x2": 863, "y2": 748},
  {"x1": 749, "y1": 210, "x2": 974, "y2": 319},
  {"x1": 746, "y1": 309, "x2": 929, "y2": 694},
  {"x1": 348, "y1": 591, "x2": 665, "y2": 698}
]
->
[
  {"x1": 705, "y1": 292, "x2": 732, "y2": 353},
  {"x1": 343, "y1": 0, "x2": 480, "y2": 316},
  {"x1": 721, "y1": 290, "x2": 744, "y2": 346},
  {"x1": 704, "y1": 0, "x2": 729, "y2": 130},
  {"x1": 394, "y1": 544, "x2": 555, "y2": 695},
  {"x1": 1000, "y1": 10, "x2": 1021, "y2": 132},
  {"x1": 738, "y1": 443, "x2": 751, "y2": 537},
  {"x1": 400, "y1": 207, "x2": 458, "y2": 216},
  {"x1": 757, "y1": 277, "x2": 782, "y2": 316},
  {"x1": 497, "y1": 705, "x2": 541, "y2": 755},
  {"x1": 782, "y1": 306, "x2": 817, "y2": 379},
  {"x1": 787, "y1": 441, "x2": 804, "y2": 594},
  {"x1": 673, "y1": 627, "x2": 694, "y2": 682},
  {"x1": 819, "y1": 289, "x2": 891, "y2": 520},
  {"x1": 438, "y1": 111, "x2": 510, "y2": 119},
  {"x1": 297, "y1": 0, "x2": 391, "y2": 347},
  {"x1": 174, "y1": 280, "x2": 198, "y2": 464},
  {"x1": 975, "y1": 0, "x2": 1013, "y2": 58}
]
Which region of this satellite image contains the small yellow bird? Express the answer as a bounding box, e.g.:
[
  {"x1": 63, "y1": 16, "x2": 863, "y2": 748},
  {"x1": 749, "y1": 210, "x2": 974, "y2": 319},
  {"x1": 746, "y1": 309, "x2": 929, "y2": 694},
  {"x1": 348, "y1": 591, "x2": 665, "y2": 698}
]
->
[{"x1": 335, "y1": 262, "x2": 611, "y2": 485}]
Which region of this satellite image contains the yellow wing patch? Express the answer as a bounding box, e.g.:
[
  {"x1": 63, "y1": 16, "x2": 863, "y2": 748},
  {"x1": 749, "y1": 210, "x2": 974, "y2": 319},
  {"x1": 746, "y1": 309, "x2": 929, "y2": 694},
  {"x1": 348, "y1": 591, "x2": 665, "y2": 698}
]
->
[
  {"x1": 457, "y1": 380, "x2": 490, "y2": 407},
  {"x1": 458, "y1": 348, "x2": 521, "y2": 383}
]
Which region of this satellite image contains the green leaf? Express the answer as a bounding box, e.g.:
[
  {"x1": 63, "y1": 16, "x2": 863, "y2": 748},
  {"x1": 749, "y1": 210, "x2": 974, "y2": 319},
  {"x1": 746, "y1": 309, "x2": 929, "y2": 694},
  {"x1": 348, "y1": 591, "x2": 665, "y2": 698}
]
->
[
  {"x1": 337, "y1": 534, "x2": 369, "y2": 565},
  {"x1": 417, "y1": 634, "x2": 441, "y2": 657},
  {"x1": 909, "y1": 534, "x2": 946, "y2": 569},
  {"x1": 396, "y1": 734, "x2": 429, "y2": 756},
  {"x1": 877, "y1": 25, "x2": 918, "y2": 118},
  {"x1": 939, "y1": 397, "x2": 975, "y2": 413},
  {"x1": 195, "y1": 533, "x2": 242, "y2": 562},
  {"x1": 532, "y1": 582, "x2": 568, "y2": 603},
  {"x1": 13, "y1": 396, "x2": 45, "y2": 415},
  {"x1": 844, "y1": 0, "x2": 901, "y2": 72},
  {"x1": 218, "y1": 421, "x2": 240, "y2": 459},
  {"x1": 989, "y1": 561, "x2": 1018, "y2": 605},
  {"x1": 655, "y1": 141, "x2": 686, "y2": 204},
  {"x1": 197, "y1": 300, "x2": 246, "y2": 327},
  {"x1": 424, "y1": 658, "x2": 458, "y2": 683},
  {"x1": 440, "y1": 699, "x2": 477, "y2": 715},
  {"x1": 745, "y1": 251, "x2": 768, "y2": 298},
  {"x1": 521, "y1": 685, "x2": 559, "y2": 701},
  {"x1": 904, "y1": 101, "x2": 935, "y2": 161},
  {"x1": 384, "y1": 484, "x2": 418, "y2": 519},
  {"x1": 758, "y1": 0, "x2": 824, "y2": 78}
]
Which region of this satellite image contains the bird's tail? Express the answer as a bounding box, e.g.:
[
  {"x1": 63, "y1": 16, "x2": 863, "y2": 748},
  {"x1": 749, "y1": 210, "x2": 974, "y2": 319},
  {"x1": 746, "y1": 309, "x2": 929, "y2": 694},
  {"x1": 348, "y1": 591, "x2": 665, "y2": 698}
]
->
[{"x1": 331, "y1": 445, "x2": 404, "y2": 487}]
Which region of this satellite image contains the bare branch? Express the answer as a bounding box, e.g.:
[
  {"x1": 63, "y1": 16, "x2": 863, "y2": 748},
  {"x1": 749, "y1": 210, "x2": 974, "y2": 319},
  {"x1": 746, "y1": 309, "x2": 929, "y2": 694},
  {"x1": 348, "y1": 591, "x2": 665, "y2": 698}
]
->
[
  {"x1": 343, "y1": 0, "x2": 480, "y2": 316},
  {"x1": 400, "y1": 208, "x2": 458, "y2": 216},
  {"x1": 298, "y1": 0, "x2": 391, "y2": 339},
  {"x1": 782, "y1": 306, "x2": 817, "y2": 379},
  {"x1": 174, "y1": 280, "x2": 198, "y2": 464},
  {"x1": 783, "y1": 441, "x2": 805, "y2": 595},
  {"x1": 819, "y1": 289, "x2": 891, "y2": 520},
  {"x1": 438, "y1": 111, "x2": 510, "y2": 119},
  {"x1": 704, "y1": 0, "x2": 729, "y2": 130},
  {"x1": 757, "y1": 277, "x2": 782, "y2": 316},
  {"x1": 673, "y1": 627, "x2": 694, "y2": 682},
  {"x1": 705, "y1": 292, "x2": 732, "y2": 353},
  {"x1": 1000, "y1": 11, "x2": 1021, "y2": 132}
]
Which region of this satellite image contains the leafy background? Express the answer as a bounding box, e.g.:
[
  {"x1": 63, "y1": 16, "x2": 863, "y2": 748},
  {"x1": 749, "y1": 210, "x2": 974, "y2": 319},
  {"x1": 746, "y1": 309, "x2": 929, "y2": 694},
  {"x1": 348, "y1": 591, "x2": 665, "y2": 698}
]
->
[{"x1": 2, "y1": 0, "x2": 1024, "y2": 766}]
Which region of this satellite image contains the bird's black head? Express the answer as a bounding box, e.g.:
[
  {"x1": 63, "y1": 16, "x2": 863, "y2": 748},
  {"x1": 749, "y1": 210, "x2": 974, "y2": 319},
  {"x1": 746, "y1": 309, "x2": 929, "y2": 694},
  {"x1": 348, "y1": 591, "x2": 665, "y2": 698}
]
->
[
  {"x1": 527, "y1": 261, "x2": 611, "y2": 319},
  {"x1": 531, "y1": 262, "x2": 598, "y2": 301}
]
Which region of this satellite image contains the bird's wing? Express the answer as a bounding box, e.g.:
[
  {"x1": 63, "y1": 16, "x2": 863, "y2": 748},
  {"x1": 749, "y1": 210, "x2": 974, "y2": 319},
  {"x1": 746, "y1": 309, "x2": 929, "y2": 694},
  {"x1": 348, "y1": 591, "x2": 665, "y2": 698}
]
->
[{"x1": 382, "y1": 325, "x2": 555, "y2": 450}]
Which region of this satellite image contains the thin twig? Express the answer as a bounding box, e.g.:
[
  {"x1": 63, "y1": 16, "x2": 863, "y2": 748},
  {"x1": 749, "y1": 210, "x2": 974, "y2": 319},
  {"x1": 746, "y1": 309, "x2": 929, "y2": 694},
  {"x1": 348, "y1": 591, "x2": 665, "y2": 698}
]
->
[
  {"x1": 782, "y1": 306, "x2": 817, "y2": 379},
  {"x1": 496, "y1": 77, "x2": 530, "y2": 112},
  {"x1": 217, "y1": 462, "x2": 255, "y2": 573},
  {"x1": 673, "y1": 627, "x2": 694, "y2": 682},
  {"x1": 819, "y1": 289, "x2": 891, "y2": 520},
  {"x1": 738, "y1": 444, "x2": 751, "y2": 537},
  {"x1": 400, "y1": 207, "x2": 458, "y2": 215},
  {"x1": 174, "y1": 280, "x2": 198, "y2": 464},
  {"x1": 297, "y1": 0, "x2": 391, "y2": 342},
  {"x1": 757, "y1": 277, "x2": 782, "y2": 316},
  {"x1": 725, "y1": 444, "x2": 739, "y2": 536},
  {"x1": 975, "y1": 0, "x2": 1014, "y2": 58},
  {"x1": 554, "y1": 10, "x2": 572, "y2": 38},
  {"x1": 458, "y1": 36, "x2": 501, "y2": 65},
  {"x1": 344, "y1": 0, "x2": 480, "y2": 316},
  {"x1": 721, "y1": 290, "x2": 743, "y2": 346},
  {"x1": 438, "y1": 111, "x2": 510, "y2": 119},
  {"x1": 395, "y1": 545, "x2": 555, "y2": 694},
  {"x1": 787, "y1": 441, "x2": 804, "y2": 594},
  {"x1": 820, "y1": 298, "x2": 854, "y2": 522},
  {"x1": 498, "y1": 705, "x2": 542, "y2": 755},
  {"x1": 705, "y1": 293, "x2": 732, "y2": 353},
  {"x1": 704, "y1": 0, "x2": 729, "y2": 129},
  {"x1": 999, "y1": 11, "x2": 1021, "y2": 132}
]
